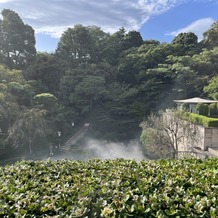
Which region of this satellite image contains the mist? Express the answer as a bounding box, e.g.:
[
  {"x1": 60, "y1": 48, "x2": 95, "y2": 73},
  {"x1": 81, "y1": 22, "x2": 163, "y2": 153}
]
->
[
  {"x1": 52, "y1": 138, "x2": 148, "y2": 161},
  {"x1": 84, "y1": 138, "x2": 147, "y2": 160}
]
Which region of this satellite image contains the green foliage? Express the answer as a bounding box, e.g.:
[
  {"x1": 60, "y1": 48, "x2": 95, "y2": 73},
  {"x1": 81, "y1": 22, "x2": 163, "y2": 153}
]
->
[
  {"x1": 172, "y1": 32, "x2": 198, "y2": 48},
  {"x1": 204, "y1": 75, "x2": 218, "y2": 100},
  {"x1": 8, "y1": 82, "x2": 33, "y2": 106},
  {"x1": 122, "y1": 30, "x2": 143, "y2": 50},
  {"x1": 90, "y1": 82, "x2": 142, "y2": 140},
  {"x1": 192, "y1": 47, "x2": 218, "y2": 79},
  {"x1": 209, "y1": 103, "x2": 218, "y2": 116},
  {"x1": 180, "y1": 111, "x2": 218, "y2": 127},
  {"x1": 60, "y1": 63, "x2": 110, "y2": 113},
  {"x1": 24, "y1": 53, "x2": 65, "y2": 95},
  {"x1": 56, "y1": 25, "x2": 109, "y2": 67},
  {"x1": 171, "y1": 32, "x2": 200, "y2": 56},
  {"x1": 203, "y1": 20, "x2": 218, "y2": 47},
  {"x1": 0, "y1": 9, "x2": 36, "y2": 69},
  {"x1": 140, "y1": 110, "x2": 191, "y2": 159},
  {"x1": 196, "y1": 103, "x2": 209, "y2": 116},
  {"x1": 8, "y1": 108, "x2": 49, "y2": 154},
  {"x1": 1, "y1": 159, "x2": 218, "y2": 217},
  {"x1": 140, "y1": 127, "x2": 171, "y2": 159},
  {"x1": 0, "y1": 8, "x2": 218, "y2": 157},
  {"x1": 33, "y1": 93, "x2": 58, "y2": 110},
  {"x1": 0, "y1": 65, "x2": 24, "y2": 83}
]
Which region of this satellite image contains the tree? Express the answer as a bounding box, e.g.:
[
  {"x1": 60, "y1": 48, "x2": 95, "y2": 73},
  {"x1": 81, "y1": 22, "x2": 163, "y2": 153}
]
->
[
  {"x1": 93, "y1": 82, "x2": 141, "y2": 140},
  {"x1": 172, "y1": 32, "x2": 198, "y2": 48},
  {"x1": 192, "y1": 47, "x2": 218, "y2": 78},
  {"x1": 8, "y1": 108, "x2": 49, "y2": 155},
  {"x1": 164, "y1": 55, "x2": 199, "y2": 99},
  {"x1": 0, "y1": 64, "x2": 25, "y2": 83},
  {"x1": 122, "y1": 30, "x2": 143, "y2": 50},
  {"x1": 0, "y1": 9, "x2": 36, "y2": 69},
  {"x1": 0, "y1": 91, "x2": 20, "y2": 132},
  {"x1": 204, "y1": 75, "x2": 218, "y2": 100},
  {"x1": 0, "y1": 65, "x2": 34, "y2": 106},
  {"x1": 101, "y1": 27, "x2": 126, "y2": 65},
  {"x1": 101, "y1": 28, "x2": 143, "y2": 65},
  {"x1": 171, "y1": 32, "x2": 199, "y2": 55},
  {"x1": 33, "y1": 93, "x2": 58, "y2": 110},
  {"x1": 72, "y1": 75, "x2": 108, "y2": 113},
  {"x1": 24, "y1": 52, "x2": 65, "y2": 95},
  {"x1": 117, "y1": 42, "x2": 174, "y2": 85},
  {"x1": 140, "y1": 113, "x2": 172, "y2": 159},
  {"x1": 59, "y1": 63, "x2": 113, "y2": 107},
  {"x1": 85, "y1": 26, "x2": 110, "y2": 63},
  {"x1": 7, "y1": 82, "x2": 33, "y2": 106},
  {"x1": 140, "y1": 110, "x2": 193, "y2": 159},
  {"x1": 56, "y1": 25, "x2": 108, "y2": 67},
  {"x1": 203, "y1": 20, "x2": 218, "y2": 47}
]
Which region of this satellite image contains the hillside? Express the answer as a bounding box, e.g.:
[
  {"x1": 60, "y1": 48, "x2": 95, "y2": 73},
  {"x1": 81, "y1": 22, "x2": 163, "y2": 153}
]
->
[{"x1": 0, "y1": 9, "x2": 218, "y2": 159}]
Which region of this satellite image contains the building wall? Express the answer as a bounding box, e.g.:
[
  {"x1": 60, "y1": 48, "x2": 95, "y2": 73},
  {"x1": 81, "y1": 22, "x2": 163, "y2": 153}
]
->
[
  {"x1": 165, "y1": 110, "x2": 218, "y2": 152},
  {"x1": 209, "y1": 128, "x2": 218, "y2": 149},
  {"x1": 178, "y1": 123, "x2": 218, "y2": 151},
  {"x1": 191, "y1": 124, "x2": 205, "y2": 150}
]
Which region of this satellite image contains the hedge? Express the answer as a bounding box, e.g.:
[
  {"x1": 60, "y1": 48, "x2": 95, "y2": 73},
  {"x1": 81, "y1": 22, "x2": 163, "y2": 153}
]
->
[
  {"x1": 0, "y1": 158, "x2": 218, "y2": 217},
  {"x1": 179, "y1": 111, "x2": 218, "y2": 127}
]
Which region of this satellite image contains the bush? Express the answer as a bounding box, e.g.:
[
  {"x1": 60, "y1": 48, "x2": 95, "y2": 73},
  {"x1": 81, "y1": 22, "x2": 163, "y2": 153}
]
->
[
  {"x1": 180, "y1": 111, "x2": 218, "y2": 127},
  {"x1": 0, "y1": 159, "x2": 218, "y2": 217},
  {"x1": 209, "y1": 103, "x2": 218, "y2": 116},
  {"x1": 196, "y1": 103, "x2": 209, "y2": 116}
]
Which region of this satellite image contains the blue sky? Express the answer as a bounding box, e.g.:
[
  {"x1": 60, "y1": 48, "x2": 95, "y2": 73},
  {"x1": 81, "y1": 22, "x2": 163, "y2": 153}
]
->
[{"x1": 0, "y1": 0, "x2": 217, "y2": 52}]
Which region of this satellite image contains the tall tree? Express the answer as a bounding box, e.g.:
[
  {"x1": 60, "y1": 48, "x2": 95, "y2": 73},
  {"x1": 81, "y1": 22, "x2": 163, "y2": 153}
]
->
[
  {"x1": 0, "y1": 9, "x2": 36, "y2": 69},
  {"x1": 56, "y1": 25, "x2": 108, "y2": 67},
  {"x1": 101, "y1": 27, "x2": 126, "y2": 65}
]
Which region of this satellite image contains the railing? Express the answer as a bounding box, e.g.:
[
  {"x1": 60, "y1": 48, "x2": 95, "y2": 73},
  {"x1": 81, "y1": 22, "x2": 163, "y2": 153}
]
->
[
  {"x1": 60, "y1": 123, "x2": 90, "y2": 151},
  {"x1": 165, "y1": 150, "x2": 217, "y2": 159}
]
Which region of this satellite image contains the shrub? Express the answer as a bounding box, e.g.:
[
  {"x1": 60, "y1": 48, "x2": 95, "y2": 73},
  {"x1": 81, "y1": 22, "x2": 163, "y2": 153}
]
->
[
  {"x1": 180, "y1": 111, "x2": 218, "y2": 127},
  {"x1": 209, "y1": 103, "x2": 218, "y2": 116},
  {"x1": 196, "y1": 103, "x2": 209, "y2": 116},
  {"x1": 0, "y1": 159, "x2": 218, "y2": 217}
]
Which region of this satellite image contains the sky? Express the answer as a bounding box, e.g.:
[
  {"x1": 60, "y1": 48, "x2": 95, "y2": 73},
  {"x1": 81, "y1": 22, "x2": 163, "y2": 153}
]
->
[{"x1": 0, "y1": 0, "x2": 217, "y2": 52}]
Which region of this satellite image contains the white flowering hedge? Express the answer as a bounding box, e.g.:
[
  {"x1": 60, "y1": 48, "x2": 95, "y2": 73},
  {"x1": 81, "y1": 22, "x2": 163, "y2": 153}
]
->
[{"x1": 0, "y1": 158, "x2": 218, "y2": 217}]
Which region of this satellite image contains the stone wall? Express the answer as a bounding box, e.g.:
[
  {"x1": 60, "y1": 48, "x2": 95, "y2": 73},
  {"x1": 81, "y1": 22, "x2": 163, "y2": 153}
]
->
[
  {"x1": 164, "y1": 110, "x2": 218, "y2": 153},
  {"x1": 178, "y1": 123, "x2": 218, "y2": 151}
]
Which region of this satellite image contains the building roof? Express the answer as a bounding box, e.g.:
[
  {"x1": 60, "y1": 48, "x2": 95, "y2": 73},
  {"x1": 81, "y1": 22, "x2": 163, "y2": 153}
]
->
[{"x1": 174, "y1": 97, "x2": 218, "y2": 104}]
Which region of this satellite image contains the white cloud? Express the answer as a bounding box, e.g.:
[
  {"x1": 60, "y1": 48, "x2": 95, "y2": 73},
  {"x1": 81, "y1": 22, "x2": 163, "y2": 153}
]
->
[
  {"x1": 0, "y1": 0, "x2": 187, "y2": 38},
  {"x1": 166, "y1": 17, "x2": 215, "y2": 41},
  {"x1": 0, "y1": 0, "x2": 13, "y2": 3}
]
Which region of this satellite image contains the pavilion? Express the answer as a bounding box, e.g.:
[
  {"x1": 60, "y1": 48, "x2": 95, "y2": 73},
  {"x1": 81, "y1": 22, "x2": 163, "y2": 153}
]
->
[{"x1": 174, "y1": 97, "x2": 218, "y2": 114}]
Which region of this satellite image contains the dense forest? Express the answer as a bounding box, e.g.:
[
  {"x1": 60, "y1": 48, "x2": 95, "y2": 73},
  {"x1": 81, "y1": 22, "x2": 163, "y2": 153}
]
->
[{"x1": 0, "y1": 9, "x2": 218, "y2": 159}]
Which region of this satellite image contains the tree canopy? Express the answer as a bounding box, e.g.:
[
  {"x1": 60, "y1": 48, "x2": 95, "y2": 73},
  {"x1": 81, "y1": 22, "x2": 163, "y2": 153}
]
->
[
  {"x1": 0, "y1": 8, "x2": 218, "y2": 159},
  {"x1": 0, "y1": 9, "x2": 36, "y2": 69}
]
